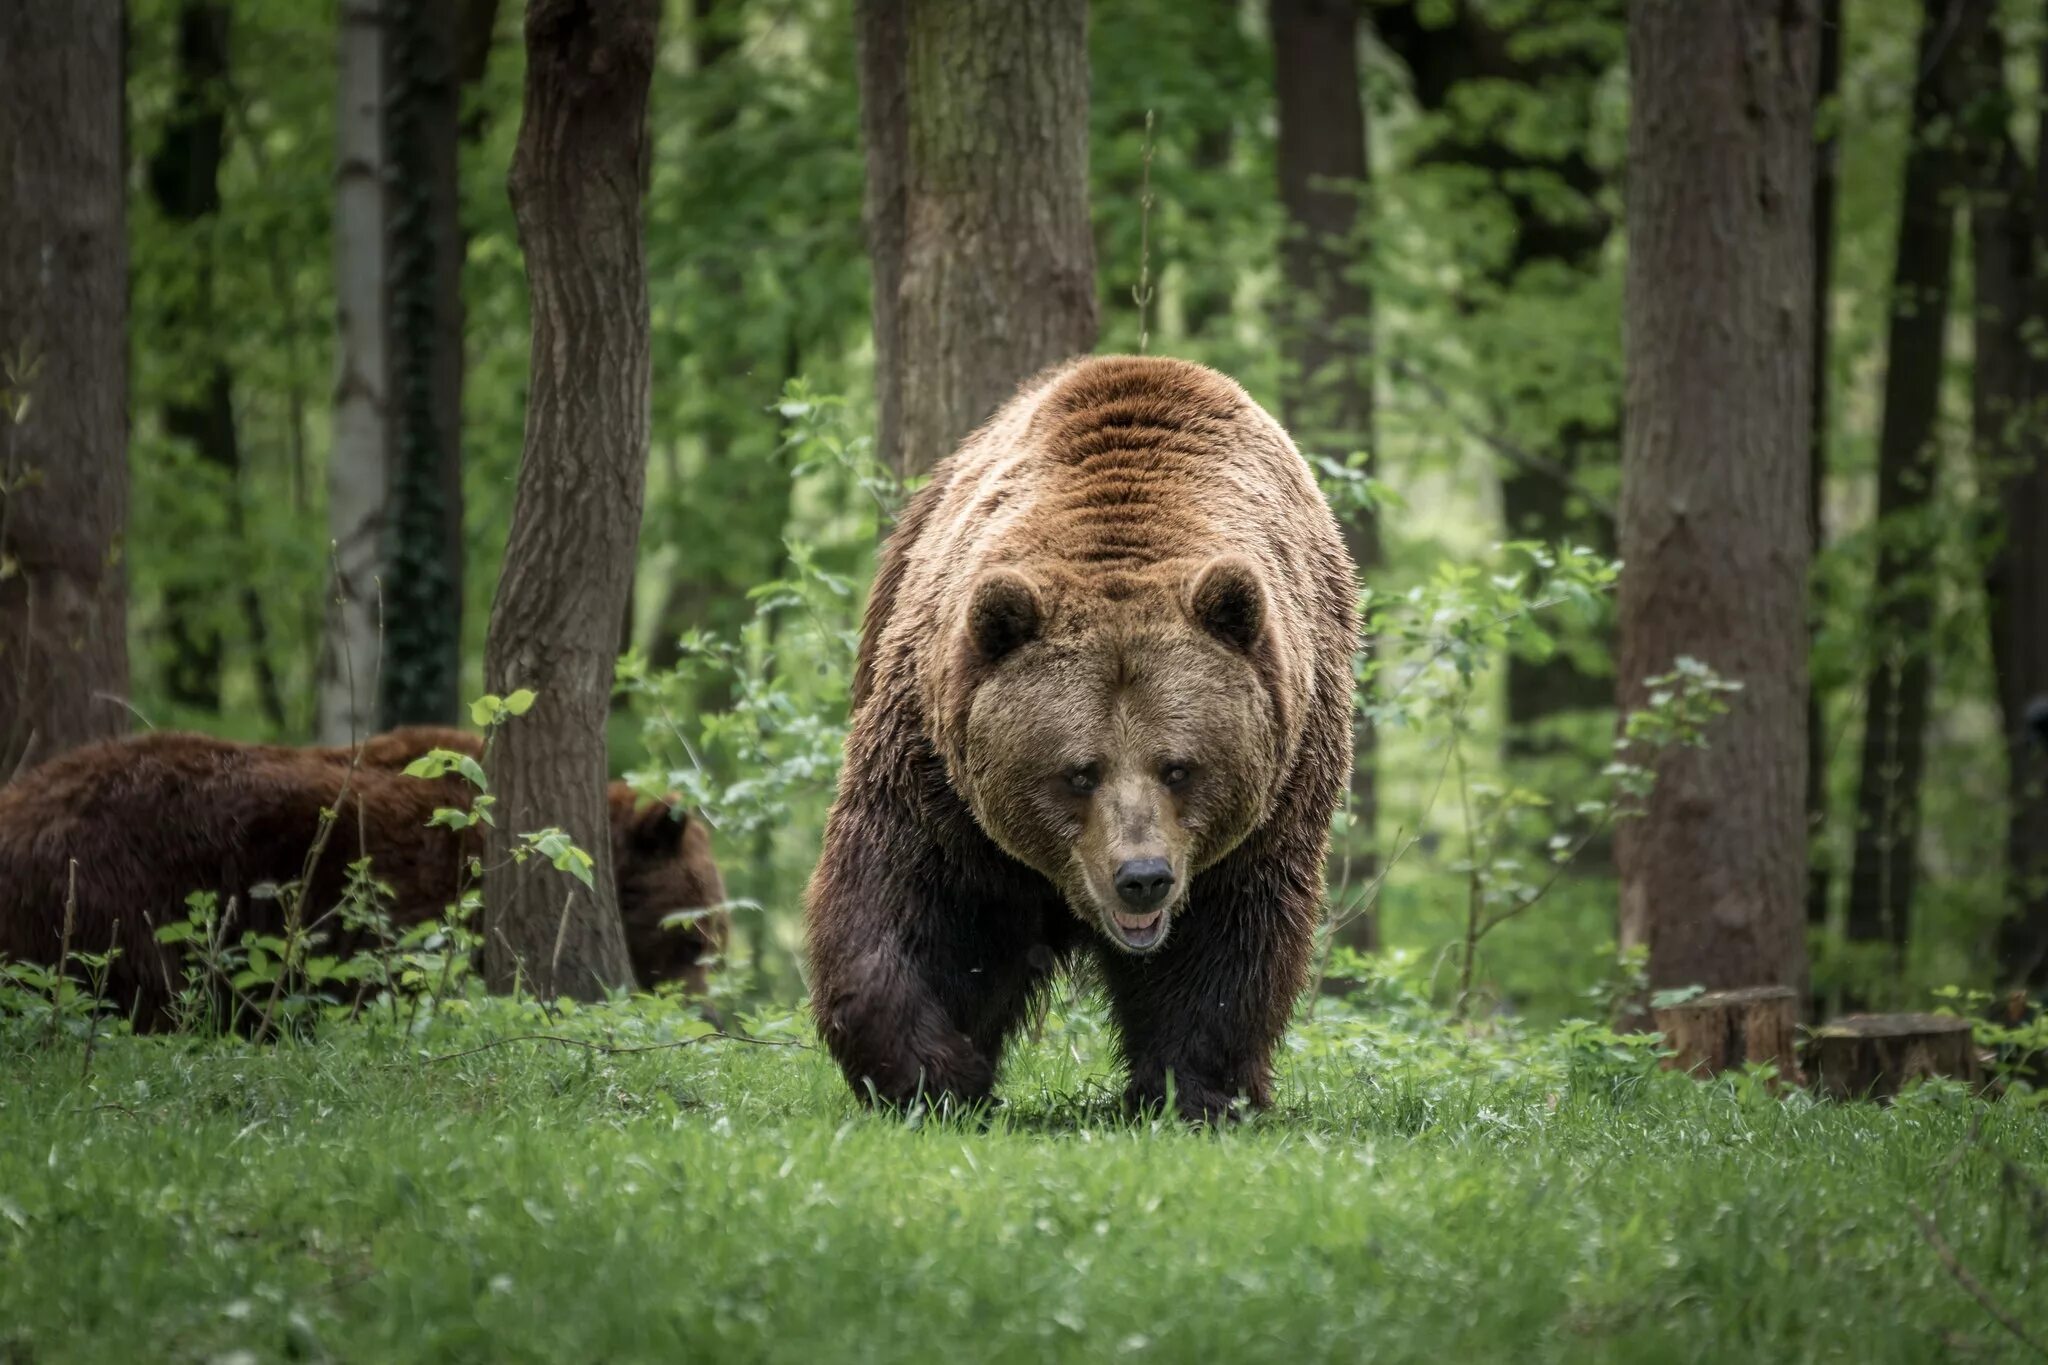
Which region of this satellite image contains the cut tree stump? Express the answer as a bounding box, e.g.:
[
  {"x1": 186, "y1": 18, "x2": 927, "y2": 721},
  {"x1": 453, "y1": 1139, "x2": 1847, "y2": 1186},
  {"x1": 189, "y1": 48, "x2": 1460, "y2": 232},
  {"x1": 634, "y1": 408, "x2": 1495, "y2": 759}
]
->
[
  {"x1": 1805, "y1": 1013, "x2": 1979, "y2": 1101},
  {"x1": 1653, "y1": 986, "x2": 1800, "y2": 1079}
]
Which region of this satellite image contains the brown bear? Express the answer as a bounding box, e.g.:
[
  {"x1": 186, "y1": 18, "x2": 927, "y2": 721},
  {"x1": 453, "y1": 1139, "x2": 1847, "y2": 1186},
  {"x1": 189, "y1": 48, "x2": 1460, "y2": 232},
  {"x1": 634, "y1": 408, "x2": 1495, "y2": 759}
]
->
[
  {"x1": 0, "y1": 728, "x2": 727, "y2": 1028},
  {"x1": 311, "y1": 724, "x2": 731, "y2": 992},
  {"x1": 805, "y1": 355, "x2": 1357, "y2": 1121}
]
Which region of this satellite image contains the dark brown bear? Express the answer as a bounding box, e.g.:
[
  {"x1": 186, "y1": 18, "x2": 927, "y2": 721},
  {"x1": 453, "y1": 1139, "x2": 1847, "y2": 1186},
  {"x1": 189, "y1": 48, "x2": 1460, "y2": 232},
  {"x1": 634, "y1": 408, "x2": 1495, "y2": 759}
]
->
[
  {"x1": 805, "y1": 356, "x2": 1357, "y2": 1121},
  {"x1": 0, "y1": 729, "x2": 727, "y2": 1028}
]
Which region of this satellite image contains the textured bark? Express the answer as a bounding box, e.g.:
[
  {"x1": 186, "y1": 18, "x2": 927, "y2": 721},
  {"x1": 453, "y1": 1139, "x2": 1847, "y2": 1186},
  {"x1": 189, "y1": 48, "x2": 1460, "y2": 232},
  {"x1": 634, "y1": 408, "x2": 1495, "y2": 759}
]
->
[
  {"x1": 891, "y1": 0, "x2": 1098, "y2": 478},
  {"x1": 482, "y1": 0, "x2": 657, "y2": 1000},
  {"x1": 1843, "y1": 0, "x2": 1969, "y2": 977},
  {"x1": 321, "y1": 0, "x2": 389, "y2": 744},
  {"x1": 1806, "y1": 0, "x2": 1842, "y2": 945},
  {"x1": 854, "y1": 0, "x2": 909, "y2": 478},
  {"x1": 380, "y1": 0, "x2": 469, "y2": 727},
  {"x1": 1374, "y1": 2, "x2": 1619, "y2": 754},
  {"x1": 0, "y1": 2, "x2": 131, "y2": 776},
  {"x1": 1271, "y1": 0, "x2": 1377, "y2": 955},
  {"x1": 1653, "y1": 986, "x2": 1800, "y2": 1080},
  {"x1": 1617, "y1": 0, "x2": 1815, "y2": 997},
  {"x1": 1806, "y1": 1013, "x2": 1979, "y2": 1100},
  {"x1": 1965, "y1": 14, "x2": 2048, "y2": 991}
]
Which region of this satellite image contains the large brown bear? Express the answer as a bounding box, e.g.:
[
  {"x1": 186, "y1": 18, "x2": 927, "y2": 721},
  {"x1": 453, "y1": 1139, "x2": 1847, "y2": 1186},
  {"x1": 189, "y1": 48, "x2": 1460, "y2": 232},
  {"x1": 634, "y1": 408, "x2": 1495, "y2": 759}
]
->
[
  {"x1": 0, "y1": 728, "x2": 727, "y2": 1028},
  {"x1": 806, "y1": 356, "x2": 1357, "y2": 1121}
]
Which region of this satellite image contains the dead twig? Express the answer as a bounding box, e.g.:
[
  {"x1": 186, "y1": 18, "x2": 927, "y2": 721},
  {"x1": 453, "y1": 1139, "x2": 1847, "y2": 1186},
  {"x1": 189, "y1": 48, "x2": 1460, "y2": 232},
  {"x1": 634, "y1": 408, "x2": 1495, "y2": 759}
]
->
[{"x1": 1910, "y1": 1202, "x2": 2048, "y2": 1359}]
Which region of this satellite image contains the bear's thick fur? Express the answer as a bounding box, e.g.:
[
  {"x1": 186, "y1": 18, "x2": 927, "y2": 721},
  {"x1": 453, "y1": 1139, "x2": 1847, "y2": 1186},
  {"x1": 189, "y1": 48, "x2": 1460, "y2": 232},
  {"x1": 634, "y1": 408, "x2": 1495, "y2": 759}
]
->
[
  {"x1": 0, "y1": 728, "x2": 727, "y2": 1027},
  {"x1": 806, "y1": 356, "x2": 1357, "y2": 1120}
]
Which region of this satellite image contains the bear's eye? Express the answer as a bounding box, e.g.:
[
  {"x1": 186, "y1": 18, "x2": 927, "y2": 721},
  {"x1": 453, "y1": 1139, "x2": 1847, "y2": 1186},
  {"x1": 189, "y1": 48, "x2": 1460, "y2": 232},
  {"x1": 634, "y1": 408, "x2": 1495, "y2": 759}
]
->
[
  {"x1": 1065, "y1": 765, "x2": 1100, "y2": 796},
  {"x1": 1161, "y1": 762, "x2": 1192, "y2": 789}
]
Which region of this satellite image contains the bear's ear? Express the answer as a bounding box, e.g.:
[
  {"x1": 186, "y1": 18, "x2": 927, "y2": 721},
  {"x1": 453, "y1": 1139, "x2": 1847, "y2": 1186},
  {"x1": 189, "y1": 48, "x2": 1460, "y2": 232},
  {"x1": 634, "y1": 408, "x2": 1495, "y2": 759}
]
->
[
  {"x1": 630, "y1": 798, "x2": 686, "y2": 859},
  {"x1": 967, "y1": 568, "x2": 1043, "y2": 664},
  {"x1": 1187, "y1": 555, "x2": 1268, "y2": 654}
]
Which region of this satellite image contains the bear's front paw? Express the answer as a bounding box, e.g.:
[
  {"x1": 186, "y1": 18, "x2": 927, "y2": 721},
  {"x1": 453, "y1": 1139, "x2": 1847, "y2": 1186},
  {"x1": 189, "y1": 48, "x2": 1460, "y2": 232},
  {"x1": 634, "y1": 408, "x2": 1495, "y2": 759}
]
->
[{"x1": 1123, "y1": 1076, "x2": 1251, "y2": 1126}]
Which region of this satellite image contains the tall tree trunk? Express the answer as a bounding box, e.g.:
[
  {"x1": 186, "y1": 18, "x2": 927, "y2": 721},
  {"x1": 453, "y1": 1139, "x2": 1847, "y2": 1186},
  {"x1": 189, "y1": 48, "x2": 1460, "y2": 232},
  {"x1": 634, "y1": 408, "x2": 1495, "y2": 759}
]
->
[
  {"x1": 854, "y1": 0, "x2": 909, "y2": 480},
  {"x1": 0, "y1": 3, "x2": 131, "y2": 776},
  {"x1": 1806, "y1": 0, "x2": 1842, "y2": 956},
  {"x1": 380, "y1": 0, "x2": 468, "y2": 727},
  {"x1": 1842, "y1": 0, "x2": 1968, "y2": 986},
  {"x1": 321, "y1": 0, "x2": 389, "y2": 744},
  {"x1": 1617, "y1": 0, "x2": 1816, "y2": 998},
  {"x1": 1966, "y1": 14, "x2": 2048, "y2": 991},
  {"x1": 482, "y1": 0, "x2": 657, "y2": 1001},
  {"x1": 1271, "y1": 0, "x2": 1378, "y2": 955},
  {"x1": 887, "y1": 0, "x2": 1098, "y2": 478}
]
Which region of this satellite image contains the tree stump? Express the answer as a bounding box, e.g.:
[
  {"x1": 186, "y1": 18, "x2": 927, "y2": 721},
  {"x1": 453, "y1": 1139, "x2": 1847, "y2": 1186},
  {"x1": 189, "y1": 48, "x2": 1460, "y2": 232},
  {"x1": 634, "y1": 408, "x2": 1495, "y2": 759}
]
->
[
  {"x1": 1653, "y1": 986, "x2": 1800, "y2": 1079},
  {"x1": 1805, "y1": 1013, "x2": 1979, "y2": 1101}
]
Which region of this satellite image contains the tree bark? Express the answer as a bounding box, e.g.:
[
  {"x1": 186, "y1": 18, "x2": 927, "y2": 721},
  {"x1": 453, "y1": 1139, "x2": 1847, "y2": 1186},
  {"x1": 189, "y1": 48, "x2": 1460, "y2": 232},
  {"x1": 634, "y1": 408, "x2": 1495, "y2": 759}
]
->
[
  {"x1": 888, "y1": 0, "x2": 1098, "y2": 479},
  {"x1": 1842, "y1": 0, "x2": 1969, "y2": 984},
  {"x1": 482, "y1": 0, "x2": 657, "y2": 1000},
  {"x1": 321, "y1": 0, "x2": 390, "y2": 744},
  {"x1": 0, "y1": 2, "x2": 131, "y2": 776},
  {"x1": 1271, "y1": 0, "x2": 1378, "y2": 956},
  {"x1": 1617, "y1": 0, "x2": 1816, "y2": 998},
  {"x1": 1653, "y1": 986, "x2": 1800, "y2": 1080},
  {"x1": 1806, "y1": 1013, "x2": 1979, "y2": 1100},
  {"x1": 379, "y1": 0, "x2": 469, "y2": 727},
  {"x1": 1964, "y1": 12, "x2": 2048, "y2": 991},
  {"x1": 854, "y1": 0, "x2": 909, "y2": 479}
]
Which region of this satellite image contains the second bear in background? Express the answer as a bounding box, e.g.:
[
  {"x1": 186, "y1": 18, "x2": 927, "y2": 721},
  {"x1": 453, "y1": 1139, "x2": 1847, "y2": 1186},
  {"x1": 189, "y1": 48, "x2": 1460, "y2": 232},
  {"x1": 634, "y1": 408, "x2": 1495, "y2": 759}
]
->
[{"x1": 0, "y1": 728, "x2": 726, "y2": 1028}]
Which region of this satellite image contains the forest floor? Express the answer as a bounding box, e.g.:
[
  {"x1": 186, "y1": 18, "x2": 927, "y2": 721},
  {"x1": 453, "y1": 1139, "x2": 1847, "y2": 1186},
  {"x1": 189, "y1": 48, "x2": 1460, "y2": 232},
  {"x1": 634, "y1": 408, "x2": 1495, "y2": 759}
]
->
[{"x1": 2, "y1": 994, "x2": 2044, "y2": 1365}]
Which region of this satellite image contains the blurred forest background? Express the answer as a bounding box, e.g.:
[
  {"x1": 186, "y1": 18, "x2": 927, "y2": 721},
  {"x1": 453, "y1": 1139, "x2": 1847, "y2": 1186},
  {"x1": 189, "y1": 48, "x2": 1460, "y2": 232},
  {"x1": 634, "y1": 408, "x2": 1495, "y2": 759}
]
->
[{"x1": 7, "y1": 0, "x2": 2047, "y2": 1021}]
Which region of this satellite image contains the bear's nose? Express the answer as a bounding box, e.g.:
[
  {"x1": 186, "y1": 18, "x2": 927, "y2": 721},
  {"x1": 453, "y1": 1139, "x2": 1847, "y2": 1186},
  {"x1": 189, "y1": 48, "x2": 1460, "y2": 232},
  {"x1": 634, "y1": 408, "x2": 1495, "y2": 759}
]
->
[{"x1": 1113, "y1": 858, "x2": 1175, "y2": 910}]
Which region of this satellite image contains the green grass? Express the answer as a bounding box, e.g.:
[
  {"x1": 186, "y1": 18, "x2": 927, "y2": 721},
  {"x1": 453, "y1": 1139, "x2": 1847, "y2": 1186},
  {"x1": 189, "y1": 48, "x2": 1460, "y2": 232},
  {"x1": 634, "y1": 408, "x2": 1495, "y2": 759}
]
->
[{"x1": 1, "y1": 996, "x2": 2043, "y2": 1364}]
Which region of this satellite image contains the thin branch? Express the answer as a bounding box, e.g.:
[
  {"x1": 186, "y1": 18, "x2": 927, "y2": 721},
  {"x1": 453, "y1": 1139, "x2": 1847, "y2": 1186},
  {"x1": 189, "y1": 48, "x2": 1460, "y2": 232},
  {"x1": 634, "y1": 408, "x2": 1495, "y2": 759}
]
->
[
  {"x1": 1378, "y1": 347, "x2": 1616, "y2": 522},
  {"x1": 1910, "y1": 1203, "x2": 2048, "y2": 1359}
]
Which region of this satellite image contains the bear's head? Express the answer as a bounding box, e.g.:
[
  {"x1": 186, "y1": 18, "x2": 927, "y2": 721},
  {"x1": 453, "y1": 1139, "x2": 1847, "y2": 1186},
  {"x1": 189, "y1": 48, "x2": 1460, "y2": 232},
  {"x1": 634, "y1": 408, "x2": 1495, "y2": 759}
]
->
[
  {"x1": 949, "y1": 555, "x2": 1288, "y2": 954},
  {"x1": 609, "y1": 790, "x2": 730, "y2": 993}
]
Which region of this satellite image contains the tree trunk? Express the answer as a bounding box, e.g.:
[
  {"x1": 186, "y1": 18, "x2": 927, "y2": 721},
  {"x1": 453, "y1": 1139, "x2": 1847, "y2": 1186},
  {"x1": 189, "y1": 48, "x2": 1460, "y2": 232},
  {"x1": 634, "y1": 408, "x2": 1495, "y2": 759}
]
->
[
  {"x1": 1271, "y1": 0, "x2": 1377, "y2": 957},
  {"x1": 889, "y1": 0, "x2": 1098, "y2": 479},
  {"x1": 1617, "y1": 0, "x2": 1815, "y2": 999},
  {"x1": 1806, "y1": 1013, "x2": 1979, "y2": 1100},
  {"x1": 0, "y1": 2, "x2": 131, "y2": 776},
  {"x1": 379, "y1": 0, "x2": 468, "y2": 727},
  {"x1": 321, "y1": 0, "x2": 390, "y2": 744},
  {"x1": 1806, "y1": 0, "x2": 1842, "y2": 960},
  {"x1": 1842, "y1": 0, "x2": 1968, "y2": 986},
  {"x1": 1653, "y1": 986, "x2": 1800, "y2": 1080},
  {"x1": 1965, "y1": 13, "x2": 2048, "y2": 992},
  {"x1": 482, "y1": 0, "x2": 657, "y2": 1001},
  {"x1": 854, "y1": 0, "x2": 909, "y2": 480}
]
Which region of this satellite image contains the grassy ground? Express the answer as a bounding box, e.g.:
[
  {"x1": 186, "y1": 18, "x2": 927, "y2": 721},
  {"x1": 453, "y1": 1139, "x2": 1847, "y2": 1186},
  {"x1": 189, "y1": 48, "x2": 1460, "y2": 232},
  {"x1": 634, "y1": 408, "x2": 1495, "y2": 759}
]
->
[{"x1": 1, "y1": 995, "x2": 2043, "y2": 1365}]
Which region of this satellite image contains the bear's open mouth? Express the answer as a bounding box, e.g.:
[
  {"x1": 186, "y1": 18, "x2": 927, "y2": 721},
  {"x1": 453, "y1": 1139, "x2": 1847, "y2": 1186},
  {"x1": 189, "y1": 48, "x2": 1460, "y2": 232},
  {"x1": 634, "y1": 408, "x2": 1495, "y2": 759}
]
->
[{"x1": 1109, "y1": 907, "x2": 1167, "y2": 951}]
